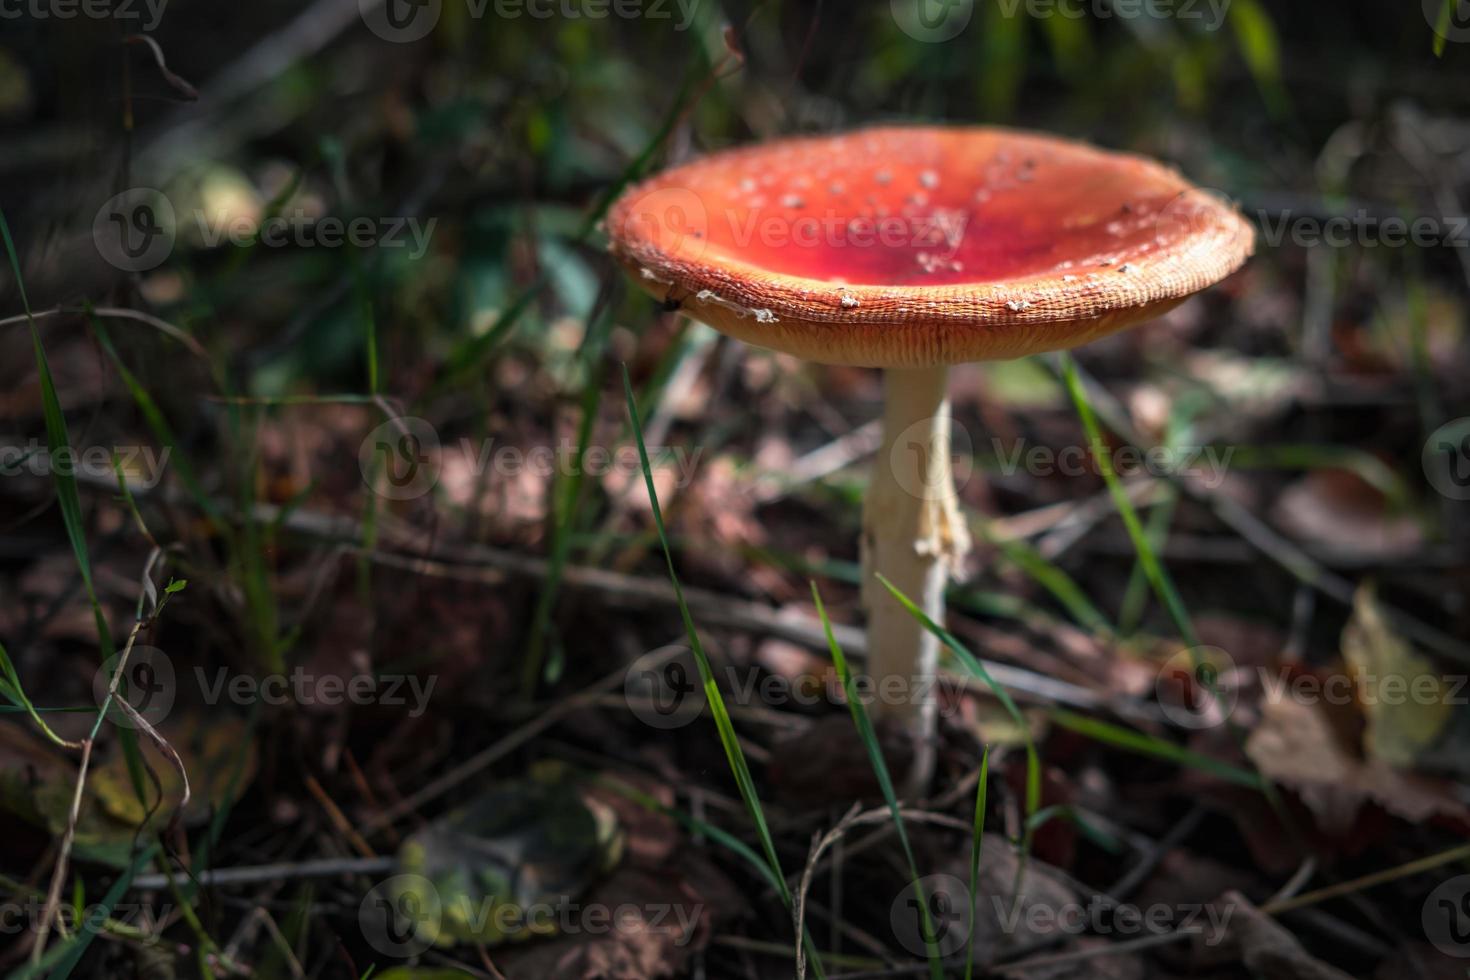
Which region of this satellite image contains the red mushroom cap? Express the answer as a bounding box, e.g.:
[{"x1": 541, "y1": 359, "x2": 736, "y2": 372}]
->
[{"x1": 607, "y1": 126, "x2": 1253, "y2": 367}]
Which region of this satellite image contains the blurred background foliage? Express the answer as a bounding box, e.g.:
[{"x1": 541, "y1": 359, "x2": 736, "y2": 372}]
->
[{"x1": 0, "y1": 0, "x2": 1464, "y2": 402}]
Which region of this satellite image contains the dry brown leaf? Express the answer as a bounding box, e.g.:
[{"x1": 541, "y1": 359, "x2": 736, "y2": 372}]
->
[
  {"x1": 1192, "y1": 890, "x2": 1354, "y2": 979},
  {"x1": 496, "y1": 862, "x2": 738, "y2": 980},
  {"x1": 1244, "y1": 696, "x2": 1467, "y2": 835},
  {"x1": 1270, "y1": 470, "x2": 1421, "y2": 560}
]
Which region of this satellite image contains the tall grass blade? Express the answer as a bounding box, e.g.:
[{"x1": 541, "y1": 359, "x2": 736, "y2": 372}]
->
[
  {"x1": 620, "y1": 364, "x2": 822, "y2": 976},
  {"x1": 1048, "y1": 710, "x2": 1262, "y2": 788},
  {"x1": 811, "y1": 583, "x2": 943, "y2": 980},
  {"x1": 964, "y1": 747, "x2": 989, "y2": 980}
]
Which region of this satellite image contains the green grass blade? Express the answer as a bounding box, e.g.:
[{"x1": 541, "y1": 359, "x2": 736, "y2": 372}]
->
[
  {"x1": 1060, "y1": 355, "x2": 1202, "y2": 650},
  {"x1": 12, "y1": 843, "x2": 161, "y2": 980},
  {"x1": 620, "y1": 363, "x2": 822, "y2": 974},
  {"x1": 875, "y1": 571, "x2": 1042, "y2": 917},
  {"x1": 1, "y1": 209, "x2": 150, "y2": 810},
  {"x1": 1058, "y1": 355, "x2": 1305, "y2": 857},
  {"x1": 605, "y1": 776, "x2": 833, "y2": 976},
  {"x1": 975, "y1": 522, "x2": 1112, "y2": 635},
  {"x1": 89, "y1": 315, "x2": 219, "y2": 520},
  {"x1": 523, "y1": 293, "x2": 616, "y2": 692},
  {"x1": 0, "y1": 209, "x2": 115, "y2": 662},
  {"x1": 811, "y1": 583, "x2": 943, "y2": 980},
  {"x1": 1433, "y1": 0, "x2": 1454, "y2": 55},
  {"x1": 875, "y1": 574, "x2": 1041, "y2": 821},
  {"x1": 1117, "y1": 484, "x2": 1178, "y2": 635},
  {"x1": 0, "y1": 640, "x2": 72, "y2": 747},
  {"x1": 964, "y1": 747, "x2": 989, "y2": 980},
  {"x1": 1024, "y1": 803, "x2": 1124, "y2": 854},
  {"x1": 1048, "y1": 710, "x2": 1263, "y2": 788}
]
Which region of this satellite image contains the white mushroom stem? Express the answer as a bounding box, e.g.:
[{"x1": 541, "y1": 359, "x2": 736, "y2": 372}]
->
[{"x1": 860, "y1": 365, "x2": 972, "y2": 794}]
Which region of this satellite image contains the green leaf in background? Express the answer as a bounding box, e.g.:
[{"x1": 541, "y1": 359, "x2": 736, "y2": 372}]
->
[{"x1": 1227, "y1": 0, "x2": 1289, "y2": 117}]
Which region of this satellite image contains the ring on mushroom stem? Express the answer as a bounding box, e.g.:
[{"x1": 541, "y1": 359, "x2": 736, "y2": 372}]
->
[{"x1": 606, "y1": 125, "x2": 1254, "y2": 794}]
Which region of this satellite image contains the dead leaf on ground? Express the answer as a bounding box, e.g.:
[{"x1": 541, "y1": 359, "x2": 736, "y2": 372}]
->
[
  {"x1": 494, "y1": 854, "x2": 741, "y2": 979},
  {"x1": 1244, "y1": 696, "x2": 1468, "y2": 836},
  {"x1": 1270, "y1": 470, "x2": 1421, "y2": 560},
  {"x1": 92, "y1": 710, "x2": 257, "y2": 830},
  {"x1": 931, "y1": 835, "x2": 1079, "y2": 967},
  {"x1": 1342, "y1": 583, "x2": 1453, "y2": 769},
  {"x1": 1190, "y1": 889, "x2": 1353, "y2": 980}
]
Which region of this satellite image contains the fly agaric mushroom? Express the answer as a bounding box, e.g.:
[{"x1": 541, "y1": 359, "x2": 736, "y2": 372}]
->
[{"x1": 606, "y1": 126, "x2": 1252, "y2": 790}]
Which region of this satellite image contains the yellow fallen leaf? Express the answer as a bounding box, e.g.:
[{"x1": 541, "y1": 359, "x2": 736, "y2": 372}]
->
[{"x1": 1342, "y1": 583, "x2": 1452, "y2": 768}]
